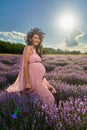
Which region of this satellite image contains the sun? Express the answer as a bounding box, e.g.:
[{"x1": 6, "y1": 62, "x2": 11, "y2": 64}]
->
[{"x1": 59, "y1": 14, "x2": 77, "y2": 32}]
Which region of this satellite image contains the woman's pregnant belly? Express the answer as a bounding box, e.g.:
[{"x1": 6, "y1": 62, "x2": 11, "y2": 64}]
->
[{"x1": 28, "y1": 62, "x2": 46, "y2": 82}]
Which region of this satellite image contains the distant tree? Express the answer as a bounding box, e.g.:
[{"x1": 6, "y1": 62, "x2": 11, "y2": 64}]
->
[
  {"x1": 0, "y1": 40, "x2": 25, "y2": 54},
  {"x1": 0, "y1": 40, "x2": 83, "y2": 55}
]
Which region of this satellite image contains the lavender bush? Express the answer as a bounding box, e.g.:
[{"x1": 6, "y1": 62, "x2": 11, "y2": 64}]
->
[{"x1": 0, "y1": 55, "x2": 87, "y2": 129}]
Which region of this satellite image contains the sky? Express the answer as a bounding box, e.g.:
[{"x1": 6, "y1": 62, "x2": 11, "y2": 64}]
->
[{"x1": 0, "y1": 0, "x2": 87, "y2": 53}]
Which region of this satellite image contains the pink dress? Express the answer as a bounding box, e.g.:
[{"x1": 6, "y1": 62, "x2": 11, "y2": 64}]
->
[{"x1": 5, "y1": 46, "x2": 55, "y2": 106}]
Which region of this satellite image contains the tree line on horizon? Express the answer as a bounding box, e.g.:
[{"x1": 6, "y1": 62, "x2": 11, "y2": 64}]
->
[{"x1": 0, "y1": 40, "x2": 86, "y2": 55}]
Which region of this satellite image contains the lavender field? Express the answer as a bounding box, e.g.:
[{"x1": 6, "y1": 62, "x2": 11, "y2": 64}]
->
[{"x1": 0, "y1": 54, "x2": 87, "y2": 130}]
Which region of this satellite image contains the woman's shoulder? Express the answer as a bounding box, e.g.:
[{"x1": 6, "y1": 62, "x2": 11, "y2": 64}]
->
[
  {"x1": 23, "y1": 45, "x2": 33, "y2": 56},
  {"x1": 24, "y1": 45, "x2": 33, "y2": 51},
  {"x1": 25, "y1": 45, "x2": 32, "y2": 49}
]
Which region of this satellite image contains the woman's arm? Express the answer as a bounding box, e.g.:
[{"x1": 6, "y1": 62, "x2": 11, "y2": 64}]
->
[
  {"x1": 24, "y1": 46, "x2": 32, "y2": 85},
  {"x1": 42, "y1": 77, "x2": 52, "y2": 89},
  {"x1": 42, "y1": 77, "x2": 57, "y2": 94}
]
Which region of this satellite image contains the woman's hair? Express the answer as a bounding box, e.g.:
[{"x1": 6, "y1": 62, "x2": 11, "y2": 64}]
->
[{"x1": 24, "y1": 27, "x2": 45, "y2": 59}]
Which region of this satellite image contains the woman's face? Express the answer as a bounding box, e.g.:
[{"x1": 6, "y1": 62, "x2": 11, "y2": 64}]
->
[{"x1": 30, "y1": 34, "x2": 41, "y2": 46}]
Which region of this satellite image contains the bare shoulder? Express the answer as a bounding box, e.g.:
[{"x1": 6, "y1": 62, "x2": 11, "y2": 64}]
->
[
  {"x1": 25, "y1": 45, "x2": 32, "y2": 50},
  {"x1": 24, "y1": 45, "x2": 32, "y2": 55}
]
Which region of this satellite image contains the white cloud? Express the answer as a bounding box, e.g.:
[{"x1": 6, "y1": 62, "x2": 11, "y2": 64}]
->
[
  {"x1": 78, "y1": 33, "x2": 87, "y2": 44},
  {"x1": 7, "y1": 39, "x2": 18, "y2": 43},
  {"x1": 0, "y1": 31, "x2": 26, "y2": 41},
  {"x1": 65, "y1": 28, "x2": 85, "y2": 47},
  {"x1": 52, "y1": 28, "x2": 87, "y2": 53}
]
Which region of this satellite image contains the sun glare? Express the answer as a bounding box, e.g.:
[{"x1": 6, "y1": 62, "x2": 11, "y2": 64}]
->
[{"x1": 59, "y1": 14, "x2": 75, "y2": 31}]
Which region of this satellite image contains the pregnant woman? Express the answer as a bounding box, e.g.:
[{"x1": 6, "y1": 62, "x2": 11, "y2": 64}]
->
[{"x1": 5, "y1": 28, "x2": 56, "y2": 107}]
